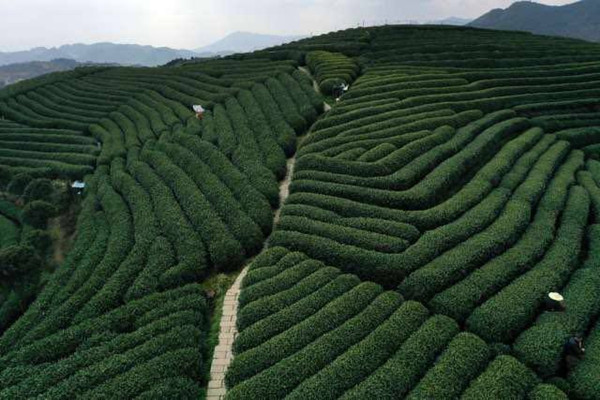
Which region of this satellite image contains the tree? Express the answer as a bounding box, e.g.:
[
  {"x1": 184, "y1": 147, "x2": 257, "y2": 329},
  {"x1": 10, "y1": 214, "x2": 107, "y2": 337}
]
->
[
  {"x1": 0, "y1": 245, "x2": 40, "y2": 282},
  {"x1": 7, "y1": 173, "x2": 33, "y2": 196},
  {"x1": 22, "y1": 200, "x2": 57, "y2": 229},
  {"x1": 23, "y1": 178, "x2": 56, "y2": 204}
]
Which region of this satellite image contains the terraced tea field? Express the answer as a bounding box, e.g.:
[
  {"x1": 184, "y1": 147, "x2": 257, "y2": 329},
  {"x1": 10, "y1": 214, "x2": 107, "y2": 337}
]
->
[{"x1": 2, "y1": 25, "x2": 600, "y2": 399}]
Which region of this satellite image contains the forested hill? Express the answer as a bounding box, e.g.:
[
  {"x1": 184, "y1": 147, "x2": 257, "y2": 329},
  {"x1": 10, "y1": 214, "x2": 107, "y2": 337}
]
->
[
  {"x1": 470, "y1": 0, "x2": 600, "y2": 42},
  {"x1": 2, "y1": 25, "x2": 600, "y2": 398},
  {"x1": 0, "y1": 59, "x2": 80, "y2": 88}
]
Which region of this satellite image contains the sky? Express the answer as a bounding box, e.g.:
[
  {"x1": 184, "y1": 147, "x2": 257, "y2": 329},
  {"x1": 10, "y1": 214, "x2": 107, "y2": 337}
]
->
[{"x1": 0, "y1": 0, "x2": 577, "y2": 52}]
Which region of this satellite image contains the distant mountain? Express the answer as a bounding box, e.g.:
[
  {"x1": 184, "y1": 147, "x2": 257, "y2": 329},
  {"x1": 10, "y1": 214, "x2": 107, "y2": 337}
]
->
[
  {"x1": 469, "y1": 0, "x2": 600, "y2": 42},
  {"x1": 0, "y1": 59, "x2": 79, "y2": 88},
  {"x1": 195, "y1": 32, "x2": 306, "y2": 54},
  {"x1": 0, "y1": 43, "x2": 199, "y2": 67},
  {"x1": 428, "y1": 17, "x2": 472, "y2": 26}
]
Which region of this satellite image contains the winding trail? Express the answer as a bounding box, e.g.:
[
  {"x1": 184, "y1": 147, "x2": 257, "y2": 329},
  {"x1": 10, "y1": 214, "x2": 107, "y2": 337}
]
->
[
  {"x1": 299, "y1": 66, "x2": 332, "y2": 112},
  {"x1": 205, "y1": 66, "x2": 325, "y2": 399}
]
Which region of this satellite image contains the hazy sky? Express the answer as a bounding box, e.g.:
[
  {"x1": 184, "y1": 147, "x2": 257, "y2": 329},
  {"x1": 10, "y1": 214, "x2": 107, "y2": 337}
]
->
[{"x1": 0, "y1": 0, "x2": 576, "y2": 51}]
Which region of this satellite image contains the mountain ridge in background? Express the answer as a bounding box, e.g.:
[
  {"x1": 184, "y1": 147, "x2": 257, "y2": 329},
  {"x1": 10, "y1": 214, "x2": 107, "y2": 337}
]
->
[
  {"x1": 0, "y1": 58, "x2": 80, "y2": 88},
  {"x1": 427, "y1": 17, "x2": 472, "y2": 25},
  {"x1": 0, "y1": 32, "x2": 307, "y2": 69},
  {"x1": 0, "y1": 42, "x2": 199, "y2": 67},
  {"x1": 195, "y1": 31, "x2": 306, "y2": 54},
  {"x1": 469, "y1": 0, "x2": 600, "y2": 42}
]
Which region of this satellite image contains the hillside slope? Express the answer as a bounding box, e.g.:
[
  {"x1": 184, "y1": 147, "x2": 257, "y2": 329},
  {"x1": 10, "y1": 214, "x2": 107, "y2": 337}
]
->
[
  {"x1": 470, "y1": 0, "x2": 600, "y2": 42},
  {"x1": 2, "y1": 25, "x2": 600, "y2": 398},
  {"x1": 0, "y1": 59, "x2": 80, "y2": 88}
]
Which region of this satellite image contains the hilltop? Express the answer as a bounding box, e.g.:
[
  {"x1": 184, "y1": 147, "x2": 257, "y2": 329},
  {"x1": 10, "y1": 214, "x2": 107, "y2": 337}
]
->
[{"x1": 470, "y1": 0, "x2": 600, "y2": 42}]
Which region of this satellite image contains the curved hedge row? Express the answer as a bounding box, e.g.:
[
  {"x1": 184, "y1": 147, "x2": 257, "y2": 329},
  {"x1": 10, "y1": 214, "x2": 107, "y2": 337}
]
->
[
  {"x1": 6, "y1": 24, "x2": 600, "y2": 398},
  {"x1": 306, "y1": 51, "x2": 360, "y2": 95},
  {"x1": 467, "y1": 185, "x2": 590, "y2": 343}
]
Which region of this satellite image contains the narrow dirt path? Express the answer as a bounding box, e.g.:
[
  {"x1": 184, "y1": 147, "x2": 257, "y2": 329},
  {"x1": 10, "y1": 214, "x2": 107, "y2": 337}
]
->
[
  {"x1": 273, "y1": 156, "x2": 295, "y2": 225},
  {"x1": 205, "y1": 67, "x2": 325, "y2": 400},
  {"x1": 299, "y1": 66, "x2": 331, "y2": 112}
]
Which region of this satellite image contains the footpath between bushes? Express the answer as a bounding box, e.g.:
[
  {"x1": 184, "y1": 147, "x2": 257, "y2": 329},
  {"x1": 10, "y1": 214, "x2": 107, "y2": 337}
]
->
[{"x1": 205, "y1": 66, "x2": 327, "y2": 400}]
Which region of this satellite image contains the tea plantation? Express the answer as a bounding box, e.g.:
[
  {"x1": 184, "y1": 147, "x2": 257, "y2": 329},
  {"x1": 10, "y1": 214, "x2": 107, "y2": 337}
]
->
[{"x1": 1, "y1": 25, "x2": 600, "y2": 399}]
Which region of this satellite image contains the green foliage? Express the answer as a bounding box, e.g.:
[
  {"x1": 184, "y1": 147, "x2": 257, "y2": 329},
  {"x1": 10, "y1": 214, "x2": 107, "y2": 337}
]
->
[
  {"x1": 6, "y1": 24, "x2": 600, "y2": 399},
  {"x1": 467, "y1": 186, "x2": 590, "y2": 343},
  {"x1": 340, "y1": 315, "x2": 459, "y2": 399},
  {"x1": 7, "y1": 173, "x2": 33, "y2": 195},
  {"x1": 0, "y1": 245, "x2": 39, "y2": 282},
  {"x1": 406, "y1": 333, "x2": 492, "y2": 399},
  {"x1": 569, "y1": 318, "x2": 600, "y2": 399},
  {"x1": 0, "y1": 166, "x2": 12, "y2": 188},
  {"x1": 21, "y1": 229, "x2": 52, "y2": 254},
  {"x1": 528, "y1": 384, "x2": 569, "y2": 400},
  {"x1": 513, "y1": 222, "x2": 600, "y2": 377},
  {"x1": 22, "y1": 178, "x2": 56, "y2": 204},
  {"x1": 306, "y1": 51, "x2": 360, "y2": 95},
  {"x1": 21, "y1": 200, "x2": 57, "y2": 229},
  {"x1": 461, "y1": 356, "x2": 539, "y2": 399}
]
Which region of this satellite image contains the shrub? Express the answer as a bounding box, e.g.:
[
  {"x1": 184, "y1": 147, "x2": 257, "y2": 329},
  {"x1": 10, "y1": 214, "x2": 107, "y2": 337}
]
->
[
  {"x1": 22, "y1": 201, "x2": 57, "y2": 229},
  {"x1": 399, "y1": 138, "x2": 569, "y2": 302},
  {"x1": 239, "y1": 255, "x2": 321, "y2": 308},
  {"x1": 467, "y1": 186, "x2": 590, "y2": 343},
  {"x1": 265, "y1": 77, "x2": 307, "y2": 134},
  {"x1": 513, "y1": 223, "x2": 600, "y2": 377},
  {"x1": 7, "y1": 173, "x2": 33, "y2": 196},
  {"x1": 0, "y1": 245, "x2": 39, "y2": 282},
  {"x1": 234, "y1": 272, "x2": 361, "y2": 353},
  {"x1": 23, "y1": 178, "x2": 56, "y2": 204},
  {"x1": 0, "y1": 165, "x2": 12, "y2": 188},
  {"x1": 429, "y1": 149, "x2": 583, "y2": 321},
  {"x1": 236, "y1": 266, "x2": 340, "y2": 331},
  {"x1": 461, "y1": 356, "x2": 539, "y2": 400},
  {"x1": 21, "y1": 229, "x2": 52, "y2": 254},
  {"x1": 226, "y1": 282, "x2": 383, "y2": 387},
  {"x1": 528, "y1": 384, "x2": 569, "y2": 400},
  {"x1": 568, "y1": 319, "x2": 600, "y2": 399},
  {"x1": 406, "y1": 332, "x2": 492, "y2": 400},
  {"x1": 228, "y1": 291, "x2": 403, "y2": 399},
  {"x1": 340, "y1": 315, "x2": 459, "y2": 399},
  {"x1": 286, "y1": 301, "x2": 429, "y2": 400}
]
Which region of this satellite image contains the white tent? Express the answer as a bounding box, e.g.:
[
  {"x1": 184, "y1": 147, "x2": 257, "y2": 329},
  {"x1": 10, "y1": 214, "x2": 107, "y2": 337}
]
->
[
  {"x1": 192, "y1": 105, "x2": 205, "y2": 113},
  {"x1": 71, "y1": 181, "x2": 86, "y2": 189}
]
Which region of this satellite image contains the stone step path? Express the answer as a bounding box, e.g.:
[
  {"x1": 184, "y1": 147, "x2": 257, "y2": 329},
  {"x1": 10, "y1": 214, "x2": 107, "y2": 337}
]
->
[
  {"x1": 206, "y1": 267, "x2": 248, "y2": 399},
  {"x1": 205, "y1": 66, "x2": 325, "y2": 399}
]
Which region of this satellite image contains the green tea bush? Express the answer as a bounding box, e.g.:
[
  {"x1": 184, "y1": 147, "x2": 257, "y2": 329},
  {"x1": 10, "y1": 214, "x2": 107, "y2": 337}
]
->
[
  {"x1": 228, "y1": 292, "x2": 403, "y2": 399},
  {"x1": 467, "y1": 186, "x2": 590, "y2": 343},
  {"x1": 226, "y1": 282, "x2": 382, "y2": 387},
  {"x1": 430, "y1": 150, "x2": 583, "y2": 321},
  {"x1": 340, "y1": 315, "x2": 459, "y2": 399},
  {"x1": 461, "y1": 356, "x2": 539, "y2": 399},
  {"x1": 406, "y1": 332, "x2": 492, "y2": 399}
]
